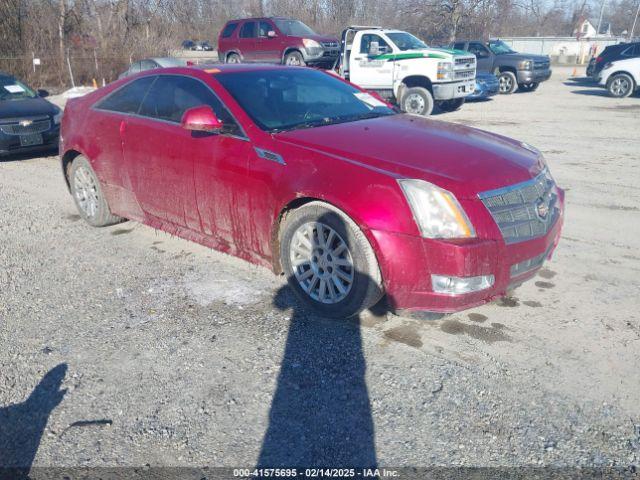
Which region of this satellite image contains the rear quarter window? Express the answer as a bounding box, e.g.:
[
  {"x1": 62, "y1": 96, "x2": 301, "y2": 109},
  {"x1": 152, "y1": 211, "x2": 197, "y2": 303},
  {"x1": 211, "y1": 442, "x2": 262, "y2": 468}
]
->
[
  {"x1": 222, "y1": 22, "x2": 238, "y2": 38},
  {"x1": 95, "y1": 76, "x2": 155, "y2": 114}
]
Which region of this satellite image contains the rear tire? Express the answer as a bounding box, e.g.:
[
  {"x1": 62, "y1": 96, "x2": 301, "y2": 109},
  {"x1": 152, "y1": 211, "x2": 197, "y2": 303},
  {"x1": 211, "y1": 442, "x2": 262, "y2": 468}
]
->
[
  {"x1": 284, "y1": 50, "x2": 305, "y2": 66},
  {"x1": 400, "y1": 87, "x2": 434, "y2": 116},
  {"x1": 69, "y1": 156, "x2": 123, "y2": 227},
  {"x1": 607, "y1": 73, "x2": 635, "y2": 98},
  {"x1": 280, "y1": 202, "x2": 384, "y2": 318},
  {"x1": 226, "y1": 53, "x2": 241, "y2": 64},
  {"x1": 438, "y1": 98, "x2": 465, "y2": 112},
  {"x1": 498, "y1": 71, "x2": 518, "y2": 94}
]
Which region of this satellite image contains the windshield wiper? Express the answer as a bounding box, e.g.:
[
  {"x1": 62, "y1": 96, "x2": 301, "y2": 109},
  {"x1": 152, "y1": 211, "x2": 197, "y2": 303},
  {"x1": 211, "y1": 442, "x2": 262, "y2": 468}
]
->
[{"x1": 271, "y1": 112, "x2": 393, "y2": 134}]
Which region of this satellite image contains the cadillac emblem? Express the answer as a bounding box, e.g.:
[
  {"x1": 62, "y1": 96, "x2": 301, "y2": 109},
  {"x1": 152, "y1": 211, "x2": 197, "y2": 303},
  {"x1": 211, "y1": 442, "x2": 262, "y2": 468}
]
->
[
  {"x1": 535, "y1": 198, "x2": 550, "y2": 221},
  {"x1": 19, "y1": 119, "x2": 33, "y2": 127}
]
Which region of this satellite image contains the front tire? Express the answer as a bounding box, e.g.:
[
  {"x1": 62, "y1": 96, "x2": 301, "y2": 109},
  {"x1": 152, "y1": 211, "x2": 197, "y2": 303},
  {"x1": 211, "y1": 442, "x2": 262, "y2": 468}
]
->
[
  {"x1": 284, "y1": 51, "x2": 305, "y2": 66},
  {"x1": 498, "y1": 71, "x2": 518, "y2": 94},
  {"x1": 400, "y1": 87, "x2": 434, "y2": 116},
  {"x1": 69, "y1": 156, "x2": 123, "y2": 227},
  {"x1": 607, "y1": 73, "x2": 635, "y2": 98},
  {"x1": 438, "y1": 98, "x2": 465, "y2": 112},
  {"x1": 280, "y1": 202, "x2": 383, "y2": 318}
]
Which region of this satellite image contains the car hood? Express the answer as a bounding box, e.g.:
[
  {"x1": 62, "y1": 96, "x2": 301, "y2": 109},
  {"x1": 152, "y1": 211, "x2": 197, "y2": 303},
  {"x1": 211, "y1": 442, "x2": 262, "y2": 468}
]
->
[
  {"x1": 302, "y1": 34, "x2": 339, "y2": 44},
  {"x1": 500, "y1": 52, "x2": 549, "y2": 62},
  {"x1": 275, "y1": 115, "x2": 544, "y2": 198},
  {"x1": 0, "y1": 96, "x2": 58, "y2": 121}
]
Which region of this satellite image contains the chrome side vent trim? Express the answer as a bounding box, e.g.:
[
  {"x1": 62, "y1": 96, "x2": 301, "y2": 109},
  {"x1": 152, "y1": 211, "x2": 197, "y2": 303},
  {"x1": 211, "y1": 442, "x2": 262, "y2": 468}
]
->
[{"x1": 255, "y1": 147, "x2": 285, "y2": 165}]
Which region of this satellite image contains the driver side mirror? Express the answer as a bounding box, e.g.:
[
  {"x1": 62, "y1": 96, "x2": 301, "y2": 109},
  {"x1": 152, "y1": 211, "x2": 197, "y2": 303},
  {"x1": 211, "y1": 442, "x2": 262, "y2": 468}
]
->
[
  {"x1": 37, "y1": 89, "x2": 49, "y2": 98},
  {"x1": 267, "y1": 30, "x2": 277, "y2": 38},
  {"x1": 181, "y1": 106, "x2": 223, "y2": 133}
]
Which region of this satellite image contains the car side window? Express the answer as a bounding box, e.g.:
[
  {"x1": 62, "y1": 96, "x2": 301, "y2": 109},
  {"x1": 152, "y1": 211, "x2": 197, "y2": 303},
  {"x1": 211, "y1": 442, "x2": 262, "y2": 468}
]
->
[
  {"x1": 258, "y1": 21, "x2": 273, "y2": 37},
  {"x1": 239, "y1": 21, "x2": 256, "y2": 38},
  {"x1": 621, "y1": 46, "x2": 634, "y2": 57},
  {"x1": 95, "y1": 76, "x2": 155, "y2": 114},
  {"x1": 634, "y1": 44, "x2": 640, "y2": 56},
  {"x1": 468, "y1": 42, "x2": 490, "y2": 58},
  {"x1": 454, "y1": 42, "x2": 466, "y2": 50},
  {"x1": 360, "y1": 34, "x2": 390, "y2": 54},
  {"x1": 222, "y1": 22, "x2": 238, "y2": 38},
  {"x1": 138, "y1": 75, "x2": 242, "y2": 136}
]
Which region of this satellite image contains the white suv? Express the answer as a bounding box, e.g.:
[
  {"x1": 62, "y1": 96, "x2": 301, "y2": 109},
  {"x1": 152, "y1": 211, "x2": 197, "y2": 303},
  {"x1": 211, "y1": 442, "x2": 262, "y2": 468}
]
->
[{"x1": 598, "y1": 57, "x2": 640, "y2": 97}]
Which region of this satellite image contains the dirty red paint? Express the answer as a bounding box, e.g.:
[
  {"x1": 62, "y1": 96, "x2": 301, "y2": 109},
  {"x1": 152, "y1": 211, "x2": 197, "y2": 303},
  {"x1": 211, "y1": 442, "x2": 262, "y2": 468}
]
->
[{"x1": 60, "y1": 64, "x2": 564, "y2": 313}]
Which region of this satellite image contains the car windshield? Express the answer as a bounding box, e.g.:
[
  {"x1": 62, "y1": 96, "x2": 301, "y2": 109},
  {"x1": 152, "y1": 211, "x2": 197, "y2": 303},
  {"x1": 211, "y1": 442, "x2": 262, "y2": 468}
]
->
[
  {"x1": 0, "y1": 76, "x2": 37, "y2": 101},
  {"x1": 488, "y1": 40, "x2": 515, "y2": 54},
  {"x1": 216, "y1": 68, "x2": 396, "y2": 132},
  {"x1": 273, "y1": 19, "x2": 316, "y2": 36},
  {"x1": 386, "y1": 32, "x2": 428, "y2": 51}
]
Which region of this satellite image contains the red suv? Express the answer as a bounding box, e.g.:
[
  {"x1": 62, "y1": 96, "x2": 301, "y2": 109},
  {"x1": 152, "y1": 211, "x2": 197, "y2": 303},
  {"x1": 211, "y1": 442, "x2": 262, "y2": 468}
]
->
[{"x1": 217, "y1": 17, "x2": 339, "y2": 68}]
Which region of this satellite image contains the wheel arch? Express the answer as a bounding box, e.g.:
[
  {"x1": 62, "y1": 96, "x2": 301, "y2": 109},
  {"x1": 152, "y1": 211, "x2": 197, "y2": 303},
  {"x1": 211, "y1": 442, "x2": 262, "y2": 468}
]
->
[
  {"x1": 281, "y1": 47, "x2": 303, "y2": 64},
  {"x1": 61, "y1": 149, "x2": 84, "y2": 190},
  {"x1": 607, "y1": 71, "x2": 636, "y2": 85},
  {"x1": 498, "y1": 65, "x2": 517, "y2": 74},
  {"x1": 270, "y1": 196, "x2": 383, "y2": 278},
  {"x1": 226, "y1": 50, "x2": 242, "y2": 62},
  {"x1": 400, "y1": 75, "x2": 433, "y2": 93}
]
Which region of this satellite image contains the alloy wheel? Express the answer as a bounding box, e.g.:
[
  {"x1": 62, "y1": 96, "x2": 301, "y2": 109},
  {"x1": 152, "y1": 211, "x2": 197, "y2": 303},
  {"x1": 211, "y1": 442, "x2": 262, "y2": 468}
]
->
[
  {"x1": 285, "y1": 55, "x2": 303, "y2": 66},
  {"x1": 499, "y1": 75, "x2": 513, "y2": 93},
  {"x1": 289, "y1": 222, "x2": 354, "y2": 304},
  {"x1": 73, "y1": 165, "x2": 99, "y2": 219},
  {"x1": 610, "y1": 77, "x2": 632, "y2": 97}
]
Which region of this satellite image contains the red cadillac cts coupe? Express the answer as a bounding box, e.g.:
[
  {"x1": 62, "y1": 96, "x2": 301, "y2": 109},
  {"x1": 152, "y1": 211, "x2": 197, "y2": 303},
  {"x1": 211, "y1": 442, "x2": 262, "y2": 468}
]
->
[{"x1": 60, "y1": 64, "x2": 564, "y2": 318}]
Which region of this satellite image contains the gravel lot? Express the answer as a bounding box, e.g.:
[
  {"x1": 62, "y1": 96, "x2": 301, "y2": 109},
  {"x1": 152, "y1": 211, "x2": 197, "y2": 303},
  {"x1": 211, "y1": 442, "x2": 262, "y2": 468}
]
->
[{"x1": 1, "y1": 67, "x2": 639, "y2": 473}]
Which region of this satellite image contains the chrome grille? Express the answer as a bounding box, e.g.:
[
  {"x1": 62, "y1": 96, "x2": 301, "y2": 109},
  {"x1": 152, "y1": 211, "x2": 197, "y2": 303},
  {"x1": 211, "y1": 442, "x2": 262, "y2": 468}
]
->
[
  {"x1": 510, "y1": 243, "x2": 554, "y2": 277},
  {"x1": 322, "y1": 41, "x2": 339, "y2": 48},
  {"x1": 455, "y1": 69, "x2": 475, "y2": 79},
  {"x1": 0, "y1": 118, "x2": 51, "y2": 135},
  {"x1": 479, "y1": 169, "x2": 559, "y2": 244},
  {"x1": 455, "y1": 56, "x2": 476, "y2": 67},
  {"x1": 534, "y1": 60, "x2": 550, "y2": 70}
]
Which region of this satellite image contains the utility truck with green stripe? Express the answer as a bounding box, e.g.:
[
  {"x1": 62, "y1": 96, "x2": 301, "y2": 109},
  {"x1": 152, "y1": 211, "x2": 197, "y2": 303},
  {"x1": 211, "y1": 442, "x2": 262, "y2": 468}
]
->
[{"x1": 336, "y1": 27, "x2": 476, "y2": 115}]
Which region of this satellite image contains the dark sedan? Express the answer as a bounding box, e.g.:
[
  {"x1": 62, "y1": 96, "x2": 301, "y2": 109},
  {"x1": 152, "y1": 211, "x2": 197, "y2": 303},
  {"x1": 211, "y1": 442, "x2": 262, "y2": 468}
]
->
[{"x1": 0, "y1": 73, "x2": 61, "y2": 157}]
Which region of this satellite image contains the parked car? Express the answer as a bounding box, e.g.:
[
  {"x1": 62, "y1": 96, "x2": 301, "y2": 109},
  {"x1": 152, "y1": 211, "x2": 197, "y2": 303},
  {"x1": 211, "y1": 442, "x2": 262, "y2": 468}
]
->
[
  {"x1": 336, "y1": 27, "x2": 477, "y2": 115},
  {"x1": 451, "y1": 39, "x2": 552, "y2": 94},
  {"x1": 466, "y1": 72, "x2": 500, "y2": 101},
  {"x1": 217, "y1": 17, "x2": 340, "y2": 68},
  {"x1": 118, "y1": 58, "x2": 189, "y2": 79},
  {"x1": 60, "y1": 64, "x2": 564, "y2": 318},
  {"x1": 597, "y1": 57, "x2": 640, "y2": 97},
  {"x1": 0, "y1": 72, "x2": 61, "y2": 157},
  {"x1": 181, "y1": 40, "x2": 196, "y2": 50},
  {"x1": 589, "y1": 42, "x2": 640, "y2": 79},
  {"x1": 197, "y1": 40, "x2": 215, "y2": 51}
]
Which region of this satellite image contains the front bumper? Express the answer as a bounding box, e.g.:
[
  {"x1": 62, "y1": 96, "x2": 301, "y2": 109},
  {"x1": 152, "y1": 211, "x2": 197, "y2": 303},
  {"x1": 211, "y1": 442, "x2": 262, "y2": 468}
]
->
[
  {"x1": 517, "y1": 68, "x2": 552, "y2": 84},
  {"x1": 303, "y1": 47, "x2": 340, "y2": 66},
  {"x1": 467, "y1": 81, "x2": 500, "y2": 100},
  {"x1": 372, "y1": 188, "x2": 565, "y2": 313},
  {"x1": 0, "y1": 126, "x2": 60, "y2": 157},
  {"x1": 432, "y1": 79, "x2": 476, "y2": 100}
]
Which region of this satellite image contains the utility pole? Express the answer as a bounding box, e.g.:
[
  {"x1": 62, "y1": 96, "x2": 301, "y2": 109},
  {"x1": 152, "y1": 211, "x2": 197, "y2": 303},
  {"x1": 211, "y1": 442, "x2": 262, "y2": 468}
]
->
[
  {"x1": 631, "y1": 0, "x2": 640, "y2": 40},
  {"x1": 596, "y1": 0, "x2": 606, "y2": 36}
]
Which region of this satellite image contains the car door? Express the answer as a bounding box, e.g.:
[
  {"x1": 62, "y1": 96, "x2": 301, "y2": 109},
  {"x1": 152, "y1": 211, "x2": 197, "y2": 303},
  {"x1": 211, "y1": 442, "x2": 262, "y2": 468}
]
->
[
  {"x1": 468, "y1": 42, "x2": 493, "y2": 72},
  {"x1": 91, "y1": 76, "x2": 155, "y2": 216},
  {"x1": 349, "y1": 33, "x2": 394, "y2": 89},
  {"x1": 255, "y1": 20, "x2": 281, "y2": 63},
  {"x1": 238, "y1": 21, "x2": 258, "y2": 62}
]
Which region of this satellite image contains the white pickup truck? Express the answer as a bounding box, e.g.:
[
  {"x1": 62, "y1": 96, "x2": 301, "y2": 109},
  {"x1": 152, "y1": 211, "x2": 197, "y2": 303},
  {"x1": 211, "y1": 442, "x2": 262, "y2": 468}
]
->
[{"x1": 336, "y1": 27, "x2": 477, "y2": 115}]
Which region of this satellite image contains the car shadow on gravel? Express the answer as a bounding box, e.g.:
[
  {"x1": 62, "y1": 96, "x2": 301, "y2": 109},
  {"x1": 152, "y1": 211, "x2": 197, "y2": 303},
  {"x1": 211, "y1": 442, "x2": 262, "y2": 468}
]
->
[
  {"x1": 0, "y1": 148, "x2": 58, "y2": 163},
  {"x1": 0, "y1": 364, "x2": 67, "y2": 478},
  {"x1": 256, "y1": 285, "x2": 379, "y2": 468}
]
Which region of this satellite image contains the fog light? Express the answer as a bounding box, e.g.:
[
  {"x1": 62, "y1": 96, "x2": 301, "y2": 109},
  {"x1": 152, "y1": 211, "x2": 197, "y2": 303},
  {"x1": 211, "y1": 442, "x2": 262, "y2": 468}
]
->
[{"x1": 431, "y1": 274, "x2": 494, "y2": 295}]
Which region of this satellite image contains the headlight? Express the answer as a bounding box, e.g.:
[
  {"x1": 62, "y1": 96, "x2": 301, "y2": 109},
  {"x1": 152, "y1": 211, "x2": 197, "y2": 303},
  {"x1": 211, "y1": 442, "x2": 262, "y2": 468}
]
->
[
  {"x1": 302, "y1": 38, "x2": 322, "y2": 50},
  {"x1": 53, "y1": 109, "x2": 63, "y2": 125},
  {"x1": 437, "y1": 62, "x2": 454, "y2": 81},
  {"x1": 398, "y1": 179, "x2": 476, "y2": 239},
  {"x1": 520, "y1": 60, "x2": 533, "y2": 70}
]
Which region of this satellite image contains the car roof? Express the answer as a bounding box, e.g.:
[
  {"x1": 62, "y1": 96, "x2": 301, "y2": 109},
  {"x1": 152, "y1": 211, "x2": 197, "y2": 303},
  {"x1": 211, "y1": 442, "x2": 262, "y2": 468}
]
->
[
  {"x1": 134, "y1": 63, "x2": 308, "y2": 76},
  {"x1": 227, "y1": 16, "x2": 295, "y2": 22}
]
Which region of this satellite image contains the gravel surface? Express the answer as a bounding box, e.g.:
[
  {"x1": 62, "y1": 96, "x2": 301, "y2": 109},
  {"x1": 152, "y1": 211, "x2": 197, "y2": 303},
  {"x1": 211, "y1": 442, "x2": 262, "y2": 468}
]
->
[{"x1": 0, "y1": 67, "x2": 639, "y2": 472}]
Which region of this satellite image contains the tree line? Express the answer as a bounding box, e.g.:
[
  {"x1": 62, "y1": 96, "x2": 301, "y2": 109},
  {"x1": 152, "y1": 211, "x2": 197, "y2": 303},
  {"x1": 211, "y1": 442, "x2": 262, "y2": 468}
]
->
[{"x1": 1, "y1": 0, "x2": 638, "y2": 88}]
